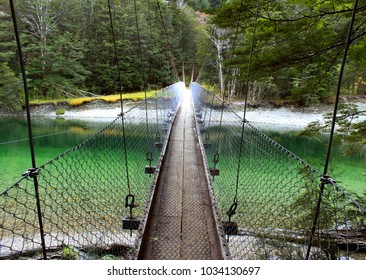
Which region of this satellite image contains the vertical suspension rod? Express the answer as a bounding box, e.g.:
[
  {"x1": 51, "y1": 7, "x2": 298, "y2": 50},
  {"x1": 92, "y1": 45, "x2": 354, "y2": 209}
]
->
[
  {"x1": 306, "y1": 0, "x2": 359, "y2": 260},
  {"x1": 216, "y1": 0, "x2": 246, "y2": 159},
  {"x1": 133, "y1": 0, "x2": 151, "y2": 154},
  {"x1": 107, "y1": 0, "x2": 131, "y2": 194},
  {"x1": 9, "y1": 0, "x2": 47, "y2": 260},
  {"x1": 234, "y1": 0, "x2": 261, "y2": 202}
]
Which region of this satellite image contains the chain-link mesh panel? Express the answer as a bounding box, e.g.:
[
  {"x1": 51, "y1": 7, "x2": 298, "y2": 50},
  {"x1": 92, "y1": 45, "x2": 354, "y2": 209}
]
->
[
  {"x1": 191, "y1": 82, "x2": 366, "y2": 260},
  {"x1": 0, "y1": 82, "x2": 185, "y2": 260}
]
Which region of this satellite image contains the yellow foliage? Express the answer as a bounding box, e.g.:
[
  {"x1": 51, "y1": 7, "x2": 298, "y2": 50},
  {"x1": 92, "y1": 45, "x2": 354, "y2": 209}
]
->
[
  {"x1": 66, "y1": 91, "x2": 155, "y2": 107},
  {"x1": 68, "y1": 97, "x2": 94, "y2": 106}
]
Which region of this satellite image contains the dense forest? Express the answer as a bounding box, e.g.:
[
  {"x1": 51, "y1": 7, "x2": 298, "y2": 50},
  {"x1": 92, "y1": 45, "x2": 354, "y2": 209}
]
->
[{"x1": 0, "y1": 0, "x2": 366, "y2": 112}]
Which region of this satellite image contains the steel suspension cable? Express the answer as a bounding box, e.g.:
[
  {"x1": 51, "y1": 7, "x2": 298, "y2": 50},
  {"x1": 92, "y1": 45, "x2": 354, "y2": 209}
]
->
[
  {"x1": 155, "y1": 0, "x2": 180, "y2": 82},
  {"x1": 107, "y1": 0, "x2": 131, "y2": 195},
  {"x1": 306, "y1": 0, "x2": 359, "y2": 260},
  {"x1": 214, "y1": 0, "x2": 246, "y2": 175},
  {"x1": 133, "y1": 0, "x2": 153, "y2": 161},
  {"x1": 233, "y1": 0, "x2": 261, "y2": 206},
  {"x1": 9, "y1": 0, "x2": 47, "y2": 260},
  {"x1": 223, "y1": 0, "x2": 245, "y2": 100}
]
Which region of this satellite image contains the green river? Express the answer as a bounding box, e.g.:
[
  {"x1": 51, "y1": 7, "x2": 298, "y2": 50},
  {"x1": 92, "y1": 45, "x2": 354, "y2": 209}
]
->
[{"x1": 0, "y1": 116, "x2": 364, "y2": 195}]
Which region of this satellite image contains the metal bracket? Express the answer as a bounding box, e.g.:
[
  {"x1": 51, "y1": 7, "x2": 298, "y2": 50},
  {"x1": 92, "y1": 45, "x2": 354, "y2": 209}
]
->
[
  {"x1": 213, "y1": 153, "x2": 220, "y2": 165},
  {"x1": 226, "y1": 201, "x2": 238, "y2": 218},
  {"x1": 145, "y1": 166, "x2": 156, "y2": 174},
  {"x1": 209, "y1": 168, "x2": 220, "y2": 176},
  {"x1": 155, "y1": 142, "x2": 163, "y2": 149},
  {"x1": 222, "y1": 221, "x2": 238, "y2": 235},
  {"x1": 123, "y1": 194, "x2": 140, "y2": 230},
  {"x1": 210, "y1": 153, "x2": 220, "y2": 177},
  {"x1": 155, "y1": 132, "x2": 163, "y2": 149},
  {"x1": 203, "y1": 143, "x2": 211, "y2": 149},
  {"x1": 145, "y1": 152, "x2": 156, "y2": 174},
  {"x1": 122, "y1": 217, "x2": 140, "y2": 230},
  {"x1": 22, "y1": 168, "x2": 40, "y2": 178},
  {"x1": 321, "y1": 175, "x2": 336, "y2": 185}
]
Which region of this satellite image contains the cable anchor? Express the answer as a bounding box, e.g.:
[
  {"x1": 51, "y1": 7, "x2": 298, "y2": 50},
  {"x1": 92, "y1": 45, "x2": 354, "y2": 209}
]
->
[
  {"x1": 144, "y1": 152, "x2": 156, "y2": 175},
  {"x1": 223, "y1": 200, "x2": 238, "y2": 236},
  {"x1": 155, "y1": 132, "x2": 163, "y2": 149},
  {"x1": 209, "y1": 152, "x2": 220, "y2": 177},
  {"x1": 203, "y1": 132, "x2": 211, "y2": 149},
  {"x1": 123, "y1": 194, "x2": 140, "y2": 231}
]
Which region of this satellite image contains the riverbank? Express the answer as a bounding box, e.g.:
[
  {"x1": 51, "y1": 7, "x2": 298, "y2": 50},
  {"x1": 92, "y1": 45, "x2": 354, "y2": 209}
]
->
[
  {"x1": 1, "y1": 98, "x2": 365, "y2": 197},
  {"x1": 1, "y1": 97, "x2": 365, "y2": 128}
]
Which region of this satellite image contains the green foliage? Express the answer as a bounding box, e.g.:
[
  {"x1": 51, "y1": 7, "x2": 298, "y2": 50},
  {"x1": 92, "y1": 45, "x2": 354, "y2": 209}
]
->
[
  {"x1": 0, "y1": 62, "x2": 23, "y2": 111},
  {"x1": 101, "y1": 254, "x2": 116, "y2": 260},
  {"x1": 56, "y1": 108, "x2": 66, "y2": 115},
  {"x1": 209, "y1": 0, "x2": 366, "y2": 103},
  {"x1": 186, "y1": 0, "x2": 210, "y2": 11},
  {"x1": 1, "y1": 0, "x2": 202, "y2": 103},
  {"x1": 300, "y1": 103, "x2": 366, "y2": 163},
  {"x1": 61, "y1": 245, "x2": 80, "y2": 260},
  {"x1": 2, "y1": 0, "x2": 365, "y2": 108}
]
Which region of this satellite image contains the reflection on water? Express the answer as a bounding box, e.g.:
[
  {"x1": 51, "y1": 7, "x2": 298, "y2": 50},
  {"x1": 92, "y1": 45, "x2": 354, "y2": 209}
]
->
[
  {"x1": 1, "y1": 117, "x2": 364, "y2": 194},
  {"x1": 0, "y1": 117, "x2": 110, "y2": 190},
  {"x1": 255, "y1": 123, "x2": 366, "y2": 195}
]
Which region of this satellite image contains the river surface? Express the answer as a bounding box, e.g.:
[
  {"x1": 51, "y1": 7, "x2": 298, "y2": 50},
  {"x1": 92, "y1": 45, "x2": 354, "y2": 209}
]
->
[{"x1": 0, "y1": 103, "x2": 365, "y2": 194}]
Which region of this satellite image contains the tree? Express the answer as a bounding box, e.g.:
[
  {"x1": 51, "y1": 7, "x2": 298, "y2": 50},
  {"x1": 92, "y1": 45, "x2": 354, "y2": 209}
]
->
[
  {"x1": 209, "y1": 0, "x2": 366, "y2": 104},
  {"x1": 208, "y1": 25, "x2": 230, "y2": 94},
  {"x1": 0, "y1": 62, "x2": 23, "y2": 111},
  {"x1": 300, "y1": 103, "x2": 366, "y2": 151},
  {"x1": 1, "y1": 0, "x2": 206, "y2": 99}
]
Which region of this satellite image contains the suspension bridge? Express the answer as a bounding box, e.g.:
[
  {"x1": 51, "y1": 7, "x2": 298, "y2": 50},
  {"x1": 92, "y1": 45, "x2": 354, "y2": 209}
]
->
[
  {"x1": 0, "y1": 82, "x2": 365, "y2": 260},
  {"x1": 1, "y1": 0, "x2": 366, "y2": 260}
]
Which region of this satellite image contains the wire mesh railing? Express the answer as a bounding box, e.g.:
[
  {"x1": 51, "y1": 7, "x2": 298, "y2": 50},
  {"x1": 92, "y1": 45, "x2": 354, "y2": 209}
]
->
[
  {"x1": 190, "y1": 82, "x2": 366, "y2": 260},
  {"x1": 0, "y1": 82, "x2": 185, "y2": 260}
]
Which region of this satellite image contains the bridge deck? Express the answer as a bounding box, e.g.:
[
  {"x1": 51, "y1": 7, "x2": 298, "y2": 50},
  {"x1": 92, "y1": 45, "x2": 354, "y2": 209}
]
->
[{"x1": 138, "y1": 90, "x2": 223, "y2": 260}]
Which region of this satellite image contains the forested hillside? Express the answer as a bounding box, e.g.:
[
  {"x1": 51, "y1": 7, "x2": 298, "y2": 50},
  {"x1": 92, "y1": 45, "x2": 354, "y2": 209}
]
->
[
  {"x1": 1, "y1": 0, "x2": 365, "y2": 111},
  {"x1": 0, "y1": 0, "x2": 209, "y2": 110},
  {"x1": 209, "y1": 0, "x2": 366, "y2": 105}
]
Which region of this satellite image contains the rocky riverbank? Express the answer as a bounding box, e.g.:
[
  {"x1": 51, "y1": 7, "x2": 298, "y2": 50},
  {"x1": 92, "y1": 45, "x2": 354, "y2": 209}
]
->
[{"x1": 1, "y1": 98, "x2": 365, "y2": 128}]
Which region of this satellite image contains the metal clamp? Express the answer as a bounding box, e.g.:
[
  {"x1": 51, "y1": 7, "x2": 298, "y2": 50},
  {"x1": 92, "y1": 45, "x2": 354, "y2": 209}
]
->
[
  {"x1": 22, "y1": 168, "x2": 40, "y2": 178},
  {"x1": 213, "y1": 153, "x2": 220, "y2": 166},
  {"x1": 321, "y1": 175, "x2": 336, "y2": 185},
  {"x1": 125, "y1": 194, "x2": 138, "y2": 210},
  {"x1": 146, "y1": 152, "x2": 153, "y2": 165},
  {"x1": 226, "y1": 201, "x2": 238, "y2": 219}
]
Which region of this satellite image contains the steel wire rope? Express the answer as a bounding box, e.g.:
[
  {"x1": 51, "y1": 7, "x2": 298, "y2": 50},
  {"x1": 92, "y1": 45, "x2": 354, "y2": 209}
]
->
[
  {"x1": 232, "y1": 0, "x2": 261, "y2": 214},
  {"x1": 212, "y1": 0, "x2": 261, "y2": 244},
  {"x1": 107, "y1": 0, "x2": 132, "y2": 198},
  {"x1": 145, "y1": 0, "x2": 162, "y2": 145},
  {"x1": 222, "y1": 0, "x2": 247, "y2": 100},
  {"x1": 191, "y1": 1, "x2": 227, "y2": 149},
  {"x1": 191, "y1": 0, "x2": 227, "y2": 85},
  {"x1": 212, "y1": 0, "x2": 247, "y2": 180},
  {"x1": 201, "y1": 86, "x2": 217, "y2": 145},
  {"x1": 8, "y1": 0, "x2": 47, "y2": 260},
  {"x1": 305, "y1": 0, "x2": 360, "y2": 260},
  {"x1": 133, "y1": 0, "x2": 154, "y2": 170},
  {"x1": 155, "y1": 0, "x2": 180, "y2": 82}
]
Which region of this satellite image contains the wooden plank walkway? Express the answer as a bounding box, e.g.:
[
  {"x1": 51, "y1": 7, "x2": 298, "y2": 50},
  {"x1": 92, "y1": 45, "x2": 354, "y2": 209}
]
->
[{"x1": 138, "y1": 90, "x2": 223, "y2": 260}]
